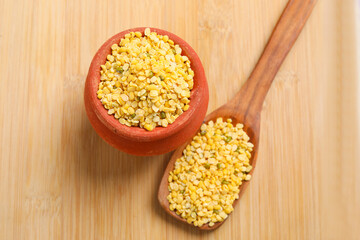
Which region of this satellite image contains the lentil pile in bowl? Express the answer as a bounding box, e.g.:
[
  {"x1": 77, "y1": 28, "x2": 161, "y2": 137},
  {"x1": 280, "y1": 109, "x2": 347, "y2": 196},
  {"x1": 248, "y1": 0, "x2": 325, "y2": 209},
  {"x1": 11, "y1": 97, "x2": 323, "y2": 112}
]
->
[
  {"x1": 167, "y1": 118, "x2": 253, "y2": 227},
  {"x1": 85, "y1": 27, "x2": 208, "y2": 155},
  {"x1": 97, "y1": 28, "x2": 194, "y2": 131}
]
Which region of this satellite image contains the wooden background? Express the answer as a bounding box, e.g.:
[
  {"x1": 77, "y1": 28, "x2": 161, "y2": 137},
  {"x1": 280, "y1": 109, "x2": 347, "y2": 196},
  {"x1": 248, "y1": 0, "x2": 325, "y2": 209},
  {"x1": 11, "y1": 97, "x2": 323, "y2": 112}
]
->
[{"x1": 0, "y1": 0, "x2": 359, "y2": 239}]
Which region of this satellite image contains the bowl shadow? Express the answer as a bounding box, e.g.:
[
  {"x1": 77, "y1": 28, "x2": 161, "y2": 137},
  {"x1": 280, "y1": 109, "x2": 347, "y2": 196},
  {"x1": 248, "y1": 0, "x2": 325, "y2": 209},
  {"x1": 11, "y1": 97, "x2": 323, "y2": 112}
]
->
[{"x1": 61, "y1": 74, "x2": 159, "y2": 190}]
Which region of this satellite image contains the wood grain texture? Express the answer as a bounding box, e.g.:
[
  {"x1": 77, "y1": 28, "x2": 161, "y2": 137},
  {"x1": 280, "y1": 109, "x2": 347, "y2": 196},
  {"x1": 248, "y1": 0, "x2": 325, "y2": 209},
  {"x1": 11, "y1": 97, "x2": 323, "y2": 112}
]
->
[{"x1": 0, "y1": 0, "x2": 359, "y2": 239}]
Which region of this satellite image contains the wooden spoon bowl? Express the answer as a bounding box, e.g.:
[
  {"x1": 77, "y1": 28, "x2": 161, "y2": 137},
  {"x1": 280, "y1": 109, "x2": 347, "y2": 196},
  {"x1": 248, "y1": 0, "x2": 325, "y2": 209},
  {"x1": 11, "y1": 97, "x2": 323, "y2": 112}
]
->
[
  {"x1": 158, "y1": 0, "x2": 316, "y2": 230},
  {"x1": 158, "y1": 112, "x2": 259, "y2": 230},
  {"x1": 84, "y1": 27, "x2": 209, "y2": 156}
]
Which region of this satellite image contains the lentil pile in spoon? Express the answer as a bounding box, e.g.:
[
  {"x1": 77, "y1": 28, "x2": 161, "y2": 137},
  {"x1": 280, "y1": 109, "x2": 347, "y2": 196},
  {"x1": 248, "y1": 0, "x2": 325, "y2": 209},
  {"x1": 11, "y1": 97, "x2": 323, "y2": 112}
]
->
[{"x1": 167, "y1": 118, "x2": 253, "y2": 227}]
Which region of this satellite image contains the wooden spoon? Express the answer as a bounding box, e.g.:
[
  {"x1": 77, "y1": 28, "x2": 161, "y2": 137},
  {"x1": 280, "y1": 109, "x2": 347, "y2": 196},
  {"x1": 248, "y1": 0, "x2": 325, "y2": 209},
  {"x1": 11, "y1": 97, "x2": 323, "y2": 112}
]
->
[{"x1": 158, "y1": 0, "x2": 316, "y2": 230}]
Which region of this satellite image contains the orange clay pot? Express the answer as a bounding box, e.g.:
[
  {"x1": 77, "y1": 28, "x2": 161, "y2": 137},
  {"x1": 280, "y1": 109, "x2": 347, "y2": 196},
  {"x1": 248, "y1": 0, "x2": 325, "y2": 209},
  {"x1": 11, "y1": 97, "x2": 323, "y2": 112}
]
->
[{"x1": 84, "y1": 27, "x2": 209, "y2": 156}]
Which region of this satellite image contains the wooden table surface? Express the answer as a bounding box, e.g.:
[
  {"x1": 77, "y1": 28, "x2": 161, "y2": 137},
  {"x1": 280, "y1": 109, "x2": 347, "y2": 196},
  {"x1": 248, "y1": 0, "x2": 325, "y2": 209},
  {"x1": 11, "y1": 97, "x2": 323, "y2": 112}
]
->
[{"x1": 1, "y1": 0, "x2": 359, "y2": 239}]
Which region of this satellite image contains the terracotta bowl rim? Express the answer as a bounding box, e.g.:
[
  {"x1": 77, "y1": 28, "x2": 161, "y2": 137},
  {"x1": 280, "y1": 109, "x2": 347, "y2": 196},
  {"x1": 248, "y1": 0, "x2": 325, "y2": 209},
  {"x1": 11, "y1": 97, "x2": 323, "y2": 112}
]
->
[{"x1": 85, "y1": 27, "x2": 207, "y2": 142}]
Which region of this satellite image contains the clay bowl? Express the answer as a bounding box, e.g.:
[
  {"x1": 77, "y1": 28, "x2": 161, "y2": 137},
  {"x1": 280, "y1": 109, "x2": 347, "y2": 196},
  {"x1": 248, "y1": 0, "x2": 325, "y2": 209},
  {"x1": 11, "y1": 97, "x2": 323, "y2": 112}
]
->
[{"x1": 84, "y1": 27, "x2": 209, "y2": 156}]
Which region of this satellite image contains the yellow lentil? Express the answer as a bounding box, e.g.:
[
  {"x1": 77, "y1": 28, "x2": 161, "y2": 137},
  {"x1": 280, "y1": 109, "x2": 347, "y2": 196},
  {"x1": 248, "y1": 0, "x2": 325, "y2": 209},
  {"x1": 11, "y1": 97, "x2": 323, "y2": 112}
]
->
[
  {"x1": 97, "y1": 28, "x2": 194, "y2": 131},
  {"x1": 167, "y1": 118, "x2": 253, "y2": 227}
]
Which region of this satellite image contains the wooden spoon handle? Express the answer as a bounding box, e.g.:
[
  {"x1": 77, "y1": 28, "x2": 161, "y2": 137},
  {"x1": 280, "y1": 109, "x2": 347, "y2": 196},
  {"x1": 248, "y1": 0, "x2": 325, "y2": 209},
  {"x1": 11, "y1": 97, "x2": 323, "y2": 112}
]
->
[{"x1": 231, "y1": 0, "x2": 316, "y2": 126}]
